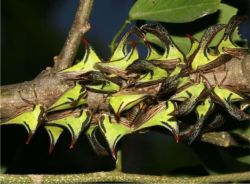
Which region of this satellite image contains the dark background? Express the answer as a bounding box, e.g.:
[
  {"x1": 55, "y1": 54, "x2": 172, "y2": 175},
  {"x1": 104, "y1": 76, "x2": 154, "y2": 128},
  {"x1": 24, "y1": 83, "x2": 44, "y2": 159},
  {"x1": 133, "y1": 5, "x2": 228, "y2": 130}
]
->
[{"x1": 1, "y1": 0, "x2": 249, "y2": 174}]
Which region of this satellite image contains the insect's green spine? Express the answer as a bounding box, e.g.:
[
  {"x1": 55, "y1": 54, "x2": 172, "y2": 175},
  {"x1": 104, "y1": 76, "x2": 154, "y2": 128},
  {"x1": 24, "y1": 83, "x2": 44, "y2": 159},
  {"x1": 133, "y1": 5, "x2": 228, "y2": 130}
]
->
[{"x1": 1, "y1": 16, "x2": 249, "y2": 158}]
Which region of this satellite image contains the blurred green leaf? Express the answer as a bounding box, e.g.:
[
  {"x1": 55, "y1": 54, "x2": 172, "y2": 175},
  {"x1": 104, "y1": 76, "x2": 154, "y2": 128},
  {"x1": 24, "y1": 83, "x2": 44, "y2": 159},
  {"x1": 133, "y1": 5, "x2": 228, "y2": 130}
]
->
[{"x1": 129, "y1": 0, "x2": 221, "y2": 23}]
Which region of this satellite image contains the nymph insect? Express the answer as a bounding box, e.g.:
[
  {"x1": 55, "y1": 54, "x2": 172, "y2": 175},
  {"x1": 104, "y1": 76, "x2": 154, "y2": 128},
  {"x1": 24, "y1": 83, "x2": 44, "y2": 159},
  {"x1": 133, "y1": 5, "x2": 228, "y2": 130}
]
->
[{"x1": 1, "y1": 16, "x2": 249, "y2": 158}]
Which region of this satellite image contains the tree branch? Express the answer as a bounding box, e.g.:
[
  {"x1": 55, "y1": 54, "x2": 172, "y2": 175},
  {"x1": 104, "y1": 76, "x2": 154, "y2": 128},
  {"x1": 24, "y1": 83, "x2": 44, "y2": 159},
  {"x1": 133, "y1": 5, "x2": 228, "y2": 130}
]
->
[
  {"x1": 0, "y1": 69, "x2": 73, "y2": 119},
  {"x1": 1, "y1": 171, "x2": 250, "y2": 183},
  {"x1": 1, "y1": 55, "x2": 250, "y2": 120},
  {"x1": 53, "y1": 0, "x2": 94, "y2": 71}
]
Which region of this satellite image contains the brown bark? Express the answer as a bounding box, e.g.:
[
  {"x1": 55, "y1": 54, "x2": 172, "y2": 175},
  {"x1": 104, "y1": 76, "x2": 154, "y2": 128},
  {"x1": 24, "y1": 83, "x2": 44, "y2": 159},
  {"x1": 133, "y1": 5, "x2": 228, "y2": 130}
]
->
[
  {"x1": 0, "y1": 69, "x2": 73, "y2": 119},
  {"x1": 1, "y1": 55, "x2": 250, "y2": 120},
  {"x1": 189, "y1": 54, "x2": 250, "y2": 92}
]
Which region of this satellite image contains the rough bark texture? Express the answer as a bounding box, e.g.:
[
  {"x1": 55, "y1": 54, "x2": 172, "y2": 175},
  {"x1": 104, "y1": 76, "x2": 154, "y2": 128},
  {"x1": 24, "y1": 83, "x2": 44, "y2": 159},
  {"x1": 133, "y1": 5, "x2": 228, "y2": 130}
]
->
[
  {"x1": 0, "y1": 69, "x2": 73, "y2": 119},
  {"x1": 1, "y1": 55, "x2": 250, "y2": 120},
  {"x1": 190, "y1": 55, "x2": 250, "y2": 92}
]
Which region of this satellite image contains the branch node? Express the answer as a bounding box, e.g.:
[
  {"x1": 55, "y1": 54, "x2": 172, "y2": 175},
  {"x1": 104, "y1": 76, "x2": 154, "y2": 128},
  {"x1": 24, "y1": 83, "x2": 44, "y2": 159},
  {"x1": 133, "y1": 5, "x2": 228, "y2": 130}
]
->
[{"x1": 80, "y1": 22, "x2": 91, "y2": 34}]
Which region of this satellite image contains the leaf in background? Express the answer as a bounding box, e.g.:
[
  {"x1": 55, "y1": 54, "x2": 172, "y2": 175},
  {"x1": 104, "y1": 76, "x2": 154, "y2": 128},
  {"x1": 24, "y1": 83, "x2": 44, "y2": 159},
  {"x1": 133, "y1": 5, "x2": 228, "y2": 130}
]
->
[
  {"x1": 129, "y1": 0, "x2": 221, "y2": 23},
  {"x1": 146, "y1": 3, "x2": 242, "y2": 54}
]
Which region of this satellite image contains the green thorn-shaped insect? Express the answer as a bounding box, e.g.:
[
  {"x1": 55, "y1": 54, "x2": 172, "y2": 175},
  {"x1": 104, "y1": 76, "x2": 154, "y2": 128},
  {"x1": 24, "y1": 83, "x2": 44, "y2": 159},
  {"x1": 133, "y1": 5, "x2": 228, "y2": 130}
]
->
[
  {"x1": 188, "y1": 97, "x2": 214, "y2": 143},
  {"x1": 132, "y1": 101, "x2": 179, "y2": 142},
  {"x1": 200, "y1": 71, "x2": 250, "y2": 121},
  {"x1": 158, "y1": 67, "x2": 183, "y2": 95},
  {"x1": 95, "y1": 27, "x2": 143, "y2": 79},
  {"x1": 170, "y1": 81, "x2": 207, "y2": 116},
  {"x1": 137, "y1": 66, "x2": 168, "y2": 85},
  {"x1": 110, "y1": 27, "x2": 145, "y2": 61},
  {"x1": 44, "y1": 125, "x2": 64, "y2": 154},
  {"x1": 190, "y1": 24, "x2": 232, "y2": 71},
  {"x1": 146, "y1": 43, "x2": 162, "y2": 61},
  {"x1": 1, "y1": 89, "x2": 46, "y2": 144},
  {"x1": 47, "y1": 109, "x2": 92, "y2": 148},
  {"x1": 1, "y1": 104, "x2": 45, "y2": 144},
  {"x1": 85, "y1": 72, "x2": 121, "y2": 93},
  {"x1": 217, "y1": 16, "x2": 250, "y2": 56},
  {"x1": 141, "y1": 24, "x2": 185, "y2": 68},
  {"x1": 127, "y1": 59, "x2": 168, "y2": 87},
  {"x1": 86, "y1": 124, "x2": 109, "y2": 156},
  {"x1": 98, "y1": 113, "x2": 131, "y2": 159},
  {"x1": 87, "y1": 81, "x2": 120, "y2": 93},
  {"x1": 160, "y1": 34, "x2": 201, "y2": 93},
  {"x1": 95, "y1": 42, "x2": 139, "y2": 79},
  {"x1": 141, "y1": 24, "x2": 190, "y2": 93},
  {"x1": 109, "y1": 91, "x2": 149, "y2": 121},
  {"x1": 211, "y1": 85, "x2": 250, "y2": 120},
  {"x1": 48, "y1": 83, "x2": 87, "y2": 112},
  {"x1": 60, "y1": 39, "x2": 101, "y2": 74}
]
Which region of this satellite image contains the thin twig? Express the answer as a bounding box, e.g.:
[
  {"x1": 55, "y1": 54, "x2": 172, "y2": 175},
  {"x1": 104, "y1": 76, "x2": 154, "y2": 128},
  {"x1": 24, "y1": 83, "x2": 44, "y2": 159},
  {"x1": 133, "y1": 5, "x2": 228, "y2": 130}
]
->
[
  {"x1": 53, "y1": 0, "x2": 94, "y2": 71},
  {"x1": 0, "y1": 0, "x2": 94, "y2": 119},
  {"x1": 1, "y1": 171, "x2": 250, "y2": 183}
]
